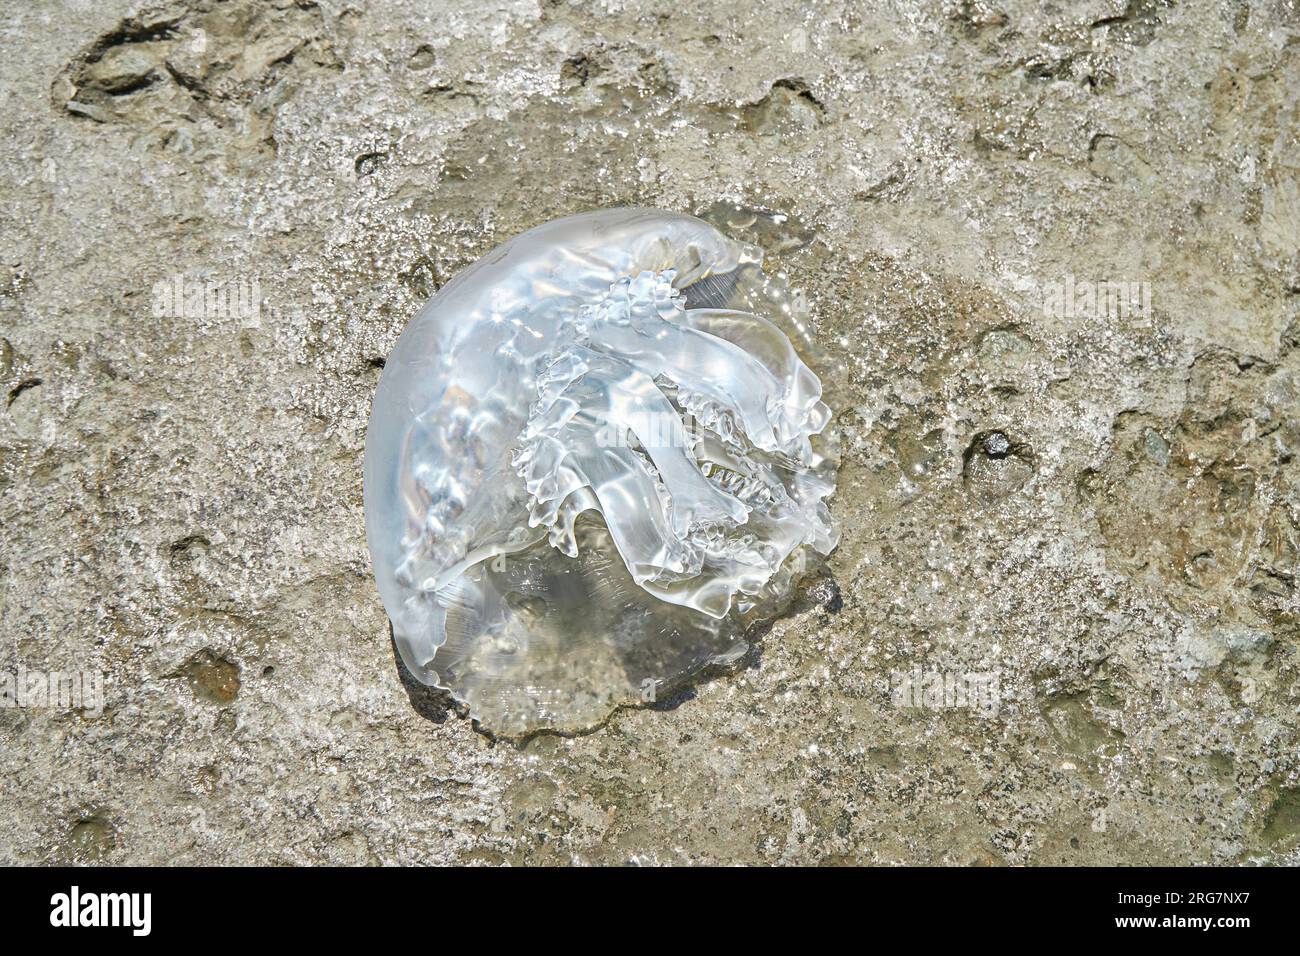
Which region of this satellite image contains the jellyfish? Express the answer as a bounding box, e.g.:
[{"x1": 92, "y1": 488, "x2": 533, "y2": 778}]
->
[{"x1": 364, "y1": 209, "x2": 837, "y2": 734}]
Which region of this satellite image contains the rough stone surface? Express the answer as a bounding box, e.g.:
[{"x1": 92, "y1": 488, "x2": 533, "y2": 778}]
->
[{"x1": 1, "y1": 0, "x2": 1298, "y2": 865}]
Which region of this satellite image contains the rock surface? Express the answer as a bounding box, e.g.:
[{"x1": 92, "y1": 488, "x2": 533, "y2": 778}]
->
[{"x1": 0, "y1": 0, "x2": 1297, "y2": 864}]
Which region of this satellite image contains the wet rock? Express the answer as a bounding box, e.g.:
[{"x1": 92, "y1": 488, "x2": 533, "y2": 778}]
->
[
  {"x1": 1091, "y1": 0, "x2": 1167, "y2": 46},
  {"x1": 65, "y1": 100, "x2": 116, "y2": 123},
  {"x1": 1088, "y1": 134, "x2": 1156, "y2": 185},
  {"x1": 1262, "y1": 789, "x2": 1300, "y2": 849},
  {"x1": 950, "y1": 1, "x2": 1009, "y2": 36},
  {"x1": 163, "y1": 41, "x2": 211, "y2": 92},
  {"x1": 962, "y1": 430, "x2": 1034, "y2": 502},
  {"x1": 809, "y1": 577, "x2": 843, "y2": 615},
  {"x1": 697, "y1": 201, "x2": 815, "y2": 254},
  {"x1": 355, "y1": 151, "x2": 385, "y2": 177},
  {"x1": 1175, "y1": 623, "x2": 1273, "y2": 672},
  {"x1": 1040, "y1": 691, "x2": 1124, "y2": 772},
  {"x1": 1088, "y1": 355, "x2": 1288, "y2": 604},
  {"x1": 1141, "y1": 427, "x2": 1170, "y2": 467},
  {"x1": 67, "y1": 816, "x2": 115, "y2": 863},
  {"x1": 235, "y1": 36, "x2": 302, "y2": 83},
  {"x1": 743, "y1": 78, "x2": 825, "y2": 138},
  {"x1": 896, "y1": 427, "x2": 948, "y2": 483},
  {"x1": 82, "y1": 46, "x2": 160, "y2": 94},
  {"x1": 176, "y1": 651, "x2": 241, "y2": 705},
  {"x1": 6, "y1": 377, "x2": 43, "y2": 437},
  {"x1": 408, "y1": 44, "x2": 435, "y2": 70},
  {"x1": 976, "y1": 328, "x2": 1032, "y2": 376}
]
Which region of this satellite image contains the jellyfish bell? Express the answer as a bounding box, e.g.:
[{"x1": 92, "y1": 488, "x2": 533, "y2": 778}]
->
[{"x1": 364, "y1": 209, "x2": 838, "y2": 734}]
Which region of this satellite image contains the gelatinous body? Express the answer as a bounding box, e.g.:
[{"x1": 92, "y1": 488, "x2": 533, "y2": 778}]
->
[{"x1": 364, "y1": 209, "x2": 837, "y2": 733}]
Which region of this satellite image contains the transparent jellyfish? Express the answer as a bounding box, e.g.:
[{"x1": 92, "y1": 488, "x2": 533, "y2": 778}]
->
[{"x1": 364, "y1": 209, "x2": 838, "y2": 734}]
